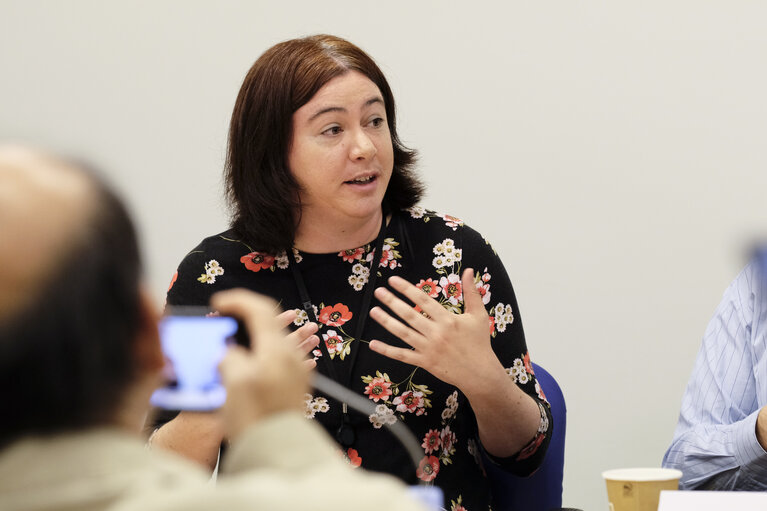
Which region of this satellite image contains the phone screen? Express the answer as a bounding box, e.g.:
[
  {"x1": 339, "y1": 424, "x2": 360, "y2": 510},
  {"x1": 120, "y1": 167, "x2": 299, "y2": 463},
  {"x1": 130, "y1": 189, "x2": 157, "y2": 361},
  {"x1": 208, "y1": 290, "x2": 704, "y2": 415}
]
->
[{"x1": 149, "y1": 314, "x2": 238, "y2": 411}]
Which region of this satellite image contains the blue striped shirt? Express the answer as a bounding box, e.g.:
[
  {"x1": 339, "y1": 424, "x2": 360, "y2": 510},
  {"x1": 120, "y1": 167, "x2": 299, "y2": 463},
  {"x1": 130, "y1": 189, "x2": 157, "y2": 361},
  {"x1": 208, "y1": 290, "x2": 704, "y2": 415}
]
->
[{"x1": 663, "y1": 260, "x2": 767, "y2": 490}]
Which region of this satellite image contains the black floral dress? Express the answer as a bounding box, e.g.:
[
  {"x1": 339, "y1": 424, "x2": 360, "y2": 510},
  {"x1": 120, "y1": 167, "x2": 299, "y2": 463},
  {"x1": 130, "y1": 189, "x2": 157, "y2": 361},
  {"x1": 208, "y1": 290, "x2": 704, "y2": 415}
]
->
[{"x1": 166, "y1": 207, "x2": 552, "y2": 511}]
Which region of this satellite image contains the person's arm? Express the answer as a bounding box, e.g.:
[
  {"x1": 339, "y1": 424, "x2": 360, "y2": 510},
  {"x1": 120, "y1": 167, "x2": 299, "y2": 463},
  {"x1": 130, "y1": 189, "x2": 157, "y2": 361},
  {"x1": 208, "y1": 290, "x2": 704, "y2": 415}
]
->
[
  {"x1": 663, "y1": 263, "x2": 767, "y2": 490},
  {"x1": 370, "y1": 270, "x2": 541, "y2": 457}
]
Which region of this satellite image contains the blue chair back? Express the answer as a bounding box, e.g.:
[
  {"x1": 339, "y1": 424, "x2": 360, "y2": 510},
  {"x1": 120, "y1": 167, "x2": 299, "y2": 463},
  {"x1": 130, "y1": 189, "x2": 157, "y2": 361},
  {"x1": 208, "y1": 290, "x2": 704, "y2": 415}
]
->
[{"x1": 485, "y1": 362, "x2": 566, "y2": 511}]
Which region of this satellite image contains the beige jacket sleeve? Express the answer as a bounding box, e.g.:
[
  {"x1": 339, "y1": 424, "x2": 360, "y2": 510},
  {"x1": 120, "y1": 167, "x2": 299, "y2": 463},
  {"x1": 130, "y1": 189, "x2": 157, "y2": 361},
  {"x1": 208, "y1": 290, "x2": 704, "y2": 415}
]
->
[{"x1": 129, "y1": 412, "x2": 429, "y2": 511}]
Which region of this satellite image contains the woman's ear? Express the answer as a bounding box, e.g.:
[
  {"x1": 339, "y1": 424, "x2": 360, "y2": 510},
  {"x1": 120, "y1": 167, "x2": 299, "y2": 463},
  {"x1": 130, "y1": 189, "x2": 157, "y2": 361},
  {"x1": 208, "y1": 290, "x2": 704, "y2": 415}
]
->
[{"x1": 133, "y1": 284, "x2": 164, "y2": 373}]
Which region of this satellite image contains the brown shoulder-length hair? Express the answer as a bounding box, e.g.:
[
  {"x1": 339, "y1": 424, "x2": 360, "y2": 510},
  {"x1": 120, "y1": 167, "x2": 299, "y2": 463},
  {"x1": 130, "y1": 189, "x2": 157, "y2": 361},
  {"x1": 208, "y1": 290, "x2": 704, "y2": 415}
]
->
[{"x1": 225, "y1": 34, "x2": 424, "y2": 253}]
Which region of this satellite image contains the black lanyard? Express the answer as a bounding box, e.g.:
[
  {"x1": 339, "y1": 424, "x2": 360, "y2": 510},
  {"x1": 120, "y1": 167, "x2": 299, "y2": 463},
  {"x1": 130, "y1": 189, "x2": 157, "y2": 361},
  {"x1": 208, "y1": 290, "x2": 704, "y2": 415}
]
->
[{"x1": 287, "y1": 214, "x2": 388, "y2": 447}]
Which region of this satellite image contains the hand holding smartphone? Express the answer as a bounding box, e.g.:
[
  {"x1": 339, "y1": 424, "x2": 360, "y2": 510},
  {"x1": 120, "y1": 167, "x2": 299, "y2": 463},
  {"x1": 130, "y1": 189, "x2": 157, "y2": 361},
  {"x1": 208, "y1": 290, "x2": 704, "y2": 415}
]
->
[{"x1": 150, "y1": 307, "x2": 243, "y2": 412}]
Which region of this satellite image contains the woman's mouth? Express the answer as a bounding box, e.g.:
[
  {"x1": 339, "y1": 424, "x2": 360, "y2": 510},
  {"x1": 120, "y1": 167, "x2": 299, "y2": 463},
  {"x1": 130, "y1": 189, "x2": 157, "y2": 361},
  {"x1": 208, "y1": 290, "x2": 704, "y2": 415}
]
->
[{"x1": 345, "y1": 175, "x2": 376, "y2": 185}]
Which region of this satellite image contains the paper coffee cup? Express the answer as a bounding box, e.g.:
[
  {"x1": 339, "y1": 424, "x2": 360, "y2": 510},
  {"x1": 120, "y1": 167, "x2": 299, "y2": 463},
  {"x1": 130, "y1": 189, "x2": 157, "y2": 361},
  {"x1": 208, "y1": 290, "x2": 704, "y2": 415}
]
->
[{"x1": 602, "y1": 468, "x2": 682, "y2": 511}]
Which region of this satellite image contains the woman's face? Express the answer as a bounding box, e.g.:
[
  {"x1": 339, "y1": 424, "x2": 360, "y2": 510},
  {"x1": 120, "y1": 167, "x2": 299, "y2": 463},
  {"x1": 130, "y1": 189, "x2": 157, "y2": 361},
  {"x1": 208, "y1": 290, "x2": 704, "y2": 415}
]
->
[{"x1": 288, "y1": 71, "x2": 394, "y2": 228}]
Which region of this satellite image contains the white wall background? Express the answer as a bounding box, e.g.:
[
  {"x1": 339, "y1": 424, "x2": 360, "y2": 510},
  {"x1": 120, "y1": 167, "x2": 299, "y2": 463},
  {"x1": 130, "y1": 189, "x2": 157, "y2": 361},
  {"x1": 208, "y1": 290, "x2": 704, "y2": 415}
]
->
[{"x1": 3, "y1": 1, "x2": 766, "y2": 509}]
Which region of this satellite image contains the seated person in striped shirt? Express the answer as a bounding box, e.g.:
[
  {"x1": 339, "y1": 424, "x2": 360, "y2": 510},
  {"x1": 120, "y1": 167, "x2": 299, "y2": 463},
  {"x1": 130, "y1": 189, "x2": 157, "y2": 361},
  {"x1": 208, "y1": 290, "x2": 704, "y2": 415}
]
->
[{"x1": 664, "y1": 251, "x2": 767, "y2": 490}]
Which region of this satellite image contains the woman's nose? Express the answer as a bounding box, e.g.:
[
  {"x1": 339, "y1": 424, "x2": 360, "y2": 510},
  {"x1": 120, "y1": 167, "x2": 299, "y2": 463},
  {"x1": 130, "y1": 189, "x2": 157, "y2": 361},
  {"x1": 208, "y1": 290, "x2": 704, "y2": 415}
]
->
[{"x1": 349, "y1": 129, "x2": 377, "y2": 161}]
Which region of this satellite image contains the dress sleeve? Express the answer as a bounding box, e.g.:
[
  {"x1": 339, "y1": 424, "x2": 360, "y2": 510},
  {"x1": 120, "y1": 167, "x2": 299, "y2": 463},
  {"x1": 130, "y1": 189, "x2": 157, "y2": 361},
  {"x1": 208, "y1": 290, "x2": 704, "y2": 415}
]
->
[
  {"x1": 166, "y1": 245, "x2": 221, "y2": 308},
  {"x1": 662, "y1": 263, "x2": 767, "y2": 490},
  {"x1": 461, "y1": 225, "x2": 552, "y2": 475}
]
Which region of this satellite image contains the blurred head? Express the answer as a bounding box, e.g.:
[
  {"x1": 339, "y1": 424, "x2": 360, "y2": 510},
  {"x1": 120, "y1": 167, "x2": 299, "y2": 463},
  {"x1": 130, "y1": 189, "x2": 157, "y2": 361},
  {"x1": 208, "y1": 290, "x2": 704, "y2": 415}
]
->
[
  {"x1": 226, "y1": 34, "x2": 424, "y2": 253},
  {"x1": 0, "y1": 146, "x2": 161, "y2": 446}
]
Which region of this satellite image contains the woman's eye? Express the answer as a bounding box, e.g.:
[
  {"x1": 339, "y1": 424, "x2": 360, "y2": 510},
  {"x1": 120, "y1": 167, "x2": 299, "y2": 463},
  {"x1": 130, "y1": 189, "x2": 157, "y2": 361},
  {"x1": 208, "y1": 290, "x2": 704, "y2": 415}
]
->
[
  {"x1": 370, "y1": 117, "x2": 385, "y2": 128},
  {"x1": 323, "y1": 126, "x2": 342, "y2": 136}
]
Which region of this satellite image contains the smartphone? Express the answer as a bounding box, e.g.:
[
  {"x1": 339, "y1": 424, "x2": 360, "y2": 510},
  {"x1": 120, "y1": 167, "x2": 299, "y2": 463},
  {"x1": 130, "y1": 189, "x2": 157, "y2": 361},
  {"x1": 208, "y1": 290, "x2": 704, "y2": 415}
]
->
[{"x1": 150, "y1": 307, "x2": 243, "y2": 411}]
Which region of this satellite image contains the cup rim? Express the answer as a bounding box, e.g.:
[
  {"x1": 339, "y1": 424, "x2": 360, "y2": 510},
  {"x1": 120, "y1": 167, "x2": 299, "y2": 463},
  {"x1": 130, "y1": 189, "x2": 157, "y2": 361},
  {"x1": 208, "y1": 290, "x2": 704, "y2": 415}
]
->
[{"x1": 601, "y1": 467, "x2": 683, "y2": 482}]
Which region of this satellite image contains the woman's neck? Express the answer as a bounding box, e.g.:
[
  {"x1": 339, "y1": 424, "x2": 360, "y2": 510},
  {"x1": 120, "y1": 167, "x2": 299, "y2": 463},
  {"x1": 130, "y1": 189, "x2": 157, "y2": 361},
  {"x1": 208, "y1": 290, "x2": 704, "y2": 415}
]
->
[{"x1": 293, "y1": 209, "x2": 384, "y2": 254}]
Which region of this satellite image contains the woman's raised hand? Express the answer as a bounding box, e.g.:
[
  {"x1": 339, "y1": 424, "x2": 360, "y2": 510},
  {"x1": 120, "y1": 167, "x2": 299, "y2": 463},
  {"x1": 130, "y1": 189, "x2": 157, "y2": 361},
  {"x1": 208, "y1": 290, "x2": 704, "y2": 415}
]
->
[{"x1": 369, "y1": 268, "x2": 504, "y2": 392}]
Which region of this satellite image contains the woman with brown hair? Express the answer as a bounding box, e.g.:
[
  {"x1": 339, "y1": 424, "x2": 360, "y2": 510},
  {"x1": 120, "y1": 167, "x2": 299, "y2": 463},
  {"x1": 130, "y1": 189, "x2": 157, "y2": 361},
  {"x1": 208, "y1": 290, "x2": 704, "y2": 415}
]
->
[{"x1": 156, "y1": 34, "x2": 551, "y2": 510}]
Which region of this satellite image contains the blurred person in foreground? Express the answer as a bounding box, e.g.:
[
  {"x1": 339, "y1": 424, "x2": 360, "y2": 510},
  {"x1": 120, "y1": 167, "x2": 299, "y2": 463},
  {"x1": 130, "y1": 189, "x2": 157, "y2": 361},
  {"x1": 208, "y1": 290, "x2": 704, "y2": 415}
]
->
[
  {"x1": 0, "y1": 145, "x2": 426, "y2": 511},
  {"x1": 664, "y1": 251, "x2": 767, "y2": 490}
]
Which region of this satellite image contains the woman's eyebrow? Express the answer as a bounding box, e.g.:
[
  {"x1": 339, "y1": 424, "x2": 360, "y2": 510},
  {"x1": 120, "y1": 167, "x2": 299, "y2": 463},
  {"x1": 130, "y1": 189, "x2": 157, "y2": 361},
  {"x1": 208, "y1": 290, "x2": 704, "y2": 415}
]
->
[{"x1": 308, "y1": 96, "x2": 384, "y2": 122}]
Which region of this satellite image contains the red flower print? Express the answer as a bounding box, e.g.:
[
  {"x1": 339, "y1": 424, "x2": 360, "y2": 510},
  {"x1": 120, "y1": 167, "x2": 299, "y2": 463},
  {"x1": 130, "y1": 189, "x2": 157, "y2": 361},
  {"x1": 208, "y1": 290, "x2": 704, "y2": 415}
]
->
[
  {"x1": 393, "y1": 390, "x2": 425, "y2": 414},
  {"x1": 318, "y1": 303, "x2": 353, "y2": 326},
  {"x1": 441, "y1": 214, "x2": 463, "y2": 229},
  {"x1": 322, "y1": 330, "x2": 344, "y2": 355},
  {"x1": 346, "y1": 448, "x2": 362, "y2": 468},
  {"x1": 240, "y1": 252, "x2": 275, "y2": 272},
  {"x1": 339, "y1": 247, "x2": 365, "y2": 262},
  {"x1": 364, "y1": 376, "x2": 392, "y2": 402},
  {"x1": 416, "y1": 278, "x2": 441, "y2": 298},
  {"x1": 476, "y1": 282, "x2": 491, "y2": 305},
  {"x1": 416, "y1": 455, "x2": 440, "y2": 482},
  {"x1": 489, "y1": 316, "x2": 496, "y2": 335},
  {"x1": 523, "y1": 352, "x2": 534, "y2": 375},
  {"x1": 535, "y1": 380, "x2": 547, "y2": 401},
  {"x1": 167, "y1": 271, "x2": 178, "y2": 292},
  {"x1": 517, "y1": 432, "x2": 546, "y2": 461},
  {"x1": 439, "y1": 274, "x2": 463, "y2": 306},
  {"x1": 422, "y1": 429, "x2": 441, "y2": 454}
]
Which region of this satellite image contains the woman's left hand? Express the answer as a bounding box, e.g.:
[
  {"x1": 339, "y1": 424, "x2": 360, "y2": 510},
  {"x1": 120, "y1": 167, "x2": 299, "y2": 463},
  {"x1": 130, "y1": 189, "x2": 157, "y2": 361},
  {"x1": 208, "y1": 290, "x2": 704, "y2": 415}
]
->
[{"x1": 369, "y1": 268, "x2": 503, "y2": 391}]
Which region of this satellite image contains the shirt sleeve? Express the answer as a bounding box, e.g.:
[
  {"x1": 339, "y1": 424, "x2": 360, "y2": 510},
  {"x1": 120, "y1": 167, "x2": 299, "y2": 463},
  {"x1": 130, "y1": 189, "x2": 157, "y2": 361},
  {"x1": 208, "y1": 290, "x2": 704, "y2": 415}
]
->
[
  {"x1": 166, "y1": 243, "x2": 223, "y2": 308},
  {"x1": 663, "y1": 262, "x2": 767, "y2": 490},
  {"x1": 461, "y1": 225, "x2": 553, "y2": 476}
]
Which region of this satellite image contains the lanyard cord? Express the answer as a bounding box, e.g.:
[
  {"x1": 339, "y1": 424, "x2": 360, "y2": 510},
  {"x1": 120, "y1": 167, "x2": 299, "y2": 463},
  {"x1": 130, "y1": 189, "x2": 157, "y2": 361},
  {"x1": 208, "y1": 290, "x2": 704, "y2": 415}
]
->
[{"x1": 287, "y1": 213, "x2": 389, "y2": 445}]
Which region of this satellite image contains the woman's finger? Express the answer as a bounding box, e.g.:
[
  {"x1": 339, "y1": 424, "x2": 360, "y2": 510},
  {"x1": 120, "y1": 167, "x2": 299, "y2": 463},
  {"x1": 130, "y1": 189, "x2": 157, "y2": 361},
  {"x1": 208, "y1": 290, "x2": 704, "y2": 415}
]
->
[
  {"x1": 368, "y1": 339, "x2": 420, "y2": 366},
  {"x1": 276, "y1": 309, "x2": 298, "y2": 329},
  {"x1": 296, "y1": 334, "x2": 320, "y2": 355},
  {"x1": 461, "y1": 268, "x2": 486, "y2": 317},
  {"x1": 369, "y1": 306, "x2": 426, "y2": 349},
  {"x1": 373, "y1": 285, "x2": 435, "y2": 335},
  {"x1": 385, "y1": 275, "x2": 448, "y2": 318},
  {"x1": 284, "y1": 321, "x2": 319, "y2": 349}
]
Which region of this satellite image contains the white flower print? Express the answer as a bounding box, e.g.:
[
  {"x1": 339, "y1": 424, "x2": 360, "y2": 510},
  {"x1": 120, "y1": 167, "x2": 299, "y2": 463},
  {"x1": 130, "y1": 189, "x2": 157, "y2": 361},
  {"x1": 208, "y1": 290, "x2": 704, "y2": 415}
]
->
[
  {"x1": 275, "y1": 251, "x2": 290, "y2": 269},
  {"x1": 433, "y1": 256, "x2": 447, "y2": 268},
  {"x1": 452, "y1": 248, "x2": 463, "y2": 262},
  {"x1": 293, "y1": 309, "x2": 308, "y2": 326},
  {"x1": 507, "y1": 358, "x2": 529, "y2": 384},
  {"x1": 207, "y1": 260, "x2": 224, "y2": 275},
  {"x1": 198, "y1": 260, "x2": 224, "y2": 284},
  {"x1": 352, "y1": 263, "x2": 370, "y2": 279},
  {"x1": 446, "y1": 391, "x2": 459, "y2": 410},
  {"x1": 368, "y1": 404, "x2": 397, "y2": 429},
  {"x1": 433, "y1": 243, "x2": 446, "y2": 255},
  {"x1": 442, "y1": 390, "x2": 459, "y2": 421},
  {"x1": 304, "y1": 393, "x2": 330, "y2": 419},
  {"x1": 291, "y1": 247, "x2": 303, "y2": 264},
  {"x1": 407, "y1": 205, "x2": 426, "y2": 218},
  {"x1": 348, "y1": 275, "x2": 366, "y2": 291},
  {"x1": 492, "y1": 302, "x2": 515, "y2": 332}
]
